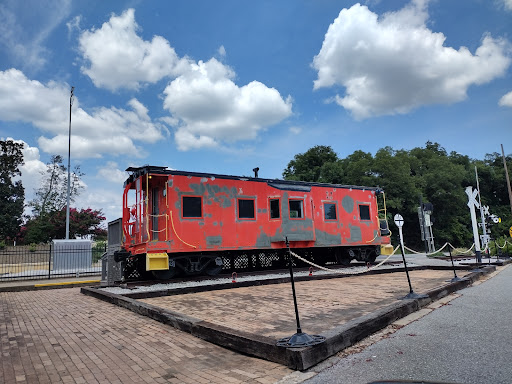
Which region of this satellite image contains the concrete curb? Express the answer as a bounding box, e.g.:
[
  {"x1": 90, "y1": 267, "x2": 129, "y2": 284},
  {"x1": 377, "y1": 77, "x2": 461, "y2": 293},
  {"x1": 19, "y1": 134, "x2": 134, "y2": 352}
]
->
[
  {"x1": 81, "y1": 265, "x2": 497, "y2": 370},
  {"x1": 0, "y1": 279, "x2": 100, "y2": 293}
]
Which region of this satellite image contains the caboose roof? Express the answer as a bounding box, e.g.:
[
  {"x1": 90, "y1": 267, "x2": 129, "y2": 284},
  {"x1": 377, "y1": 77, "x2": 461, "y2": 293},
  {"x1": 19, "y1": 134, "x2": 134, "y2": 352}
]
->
[{"x1": 125, "y1": 165, "x2": 380, "y2": 192}]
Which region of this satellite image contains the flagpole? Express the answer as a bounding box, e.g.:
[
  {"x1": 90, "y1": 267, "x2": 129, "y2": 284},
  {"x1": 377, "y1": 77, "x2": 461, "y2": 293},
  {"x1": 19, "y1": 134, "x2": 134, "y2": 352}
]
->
[{"x1": 65, "y1": 86, "x2": 74, "y2": 240}]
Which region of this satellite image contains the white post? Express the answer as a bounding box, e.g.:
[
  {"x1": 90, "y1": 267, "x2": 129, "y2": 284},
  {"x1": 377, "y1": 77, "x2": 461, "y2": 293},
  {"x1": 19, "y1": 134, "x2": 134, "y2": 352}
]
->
[
  {"x1": 475, "y1": 166, "x2": 487, "y2": 246},
  {"x1": 465, "y1": 186, "x2": 482, "y2": 262}
]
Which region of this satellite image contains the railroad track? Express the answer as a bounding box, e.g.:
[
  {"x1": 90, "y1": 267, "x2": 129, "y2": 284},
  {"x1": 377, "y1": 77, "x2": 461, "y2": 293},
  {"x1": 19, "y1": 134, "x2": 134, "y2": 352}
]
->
[{"x1": 112, "y1": 260, "x2": 405, "y2": 294}]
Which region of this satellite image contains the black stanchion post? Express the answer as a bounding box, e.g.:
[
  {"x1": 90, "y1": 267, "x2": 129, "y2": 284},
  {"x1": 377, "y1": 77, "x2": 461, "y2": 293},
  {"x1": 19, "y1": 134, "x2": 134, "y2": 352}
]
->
[
  {"x1": 288, "y1": 238, "x2": 302, "y2": 335},
  {"x1": 276, "y1": 237, "x2": 325, "y2": 348},
  {"x1": 394, "y1": 214, "x2": 428, "y2": 301},
  {"x1": 449, "y1": 247, "x2": 462, "y2": 282}
]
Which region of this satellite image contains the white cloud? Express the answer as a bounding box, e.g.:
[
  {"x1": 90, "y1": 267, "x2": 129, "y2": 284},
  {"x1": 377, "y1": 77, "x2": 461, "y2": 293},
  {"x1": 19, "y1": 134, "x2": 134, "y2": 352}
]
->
[
  {"x1": 75, "y1": 186, "x2": 121, "y2": 224},
  {"x1": 289, "y1": 126, "x2": 302, "y2": 135},
  {"x1": 0, "y1": 0, "x2": 71, "y2": 71},
  {"x1": 96, "y1": 161, "x2": 128, "y2": 184},
  {"x1": 0, "y1": 69, "x2": 167, "y2": 158},
  {"x1": 499, "y1": 91, "x2": 512, "y2": 107},
  {"x1": 503, "y1": 0, "x2": 512, "y2": 11},
  {"x1": 78, "y1": 8, "x2": 191, "y2": 91},
  {"x1": 66, "y1": 15, "x2": 82, "y2": 37},
  {"x1": 163, "y1": 58, "x2": 293, "y2": 150},
  {"x1": 218, "y1": 45, "x2": 227, "y2": 58},
  {"x1": 312, "y1": 0, "x2": 511, "y2": 119},
  {"x1": 76, "y1": 9, "x2": 292, "y2": 150}
]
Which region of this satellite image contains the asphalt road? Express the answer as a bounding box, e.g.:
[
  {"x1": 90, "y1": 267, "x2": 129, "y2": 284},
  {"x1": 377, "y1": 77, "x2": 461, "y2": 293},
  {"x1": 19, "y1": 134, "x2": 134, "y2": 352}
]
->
[{"x1": 301, "y1": 264, "x2": 512, "y2": 384}]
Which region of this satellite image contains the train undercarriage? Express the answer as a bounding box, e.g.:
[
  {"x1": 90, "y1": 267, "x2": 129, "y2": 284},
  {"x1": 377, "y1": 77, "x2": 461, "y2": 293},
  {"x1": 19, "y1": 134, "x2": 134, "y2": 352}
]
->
[{"x1": 115, "y1": 245, "x2": 381, "y2": 281}]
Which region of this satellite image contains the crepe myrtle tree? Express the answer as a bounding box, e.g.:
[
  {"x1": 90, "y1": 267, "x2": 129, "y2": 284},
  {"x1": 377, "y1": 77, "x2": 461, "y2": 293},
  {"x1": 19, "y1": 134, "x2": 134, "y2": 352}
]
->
[{"x1": 20, "y1": 207, "x2": 107, "y2": 244}]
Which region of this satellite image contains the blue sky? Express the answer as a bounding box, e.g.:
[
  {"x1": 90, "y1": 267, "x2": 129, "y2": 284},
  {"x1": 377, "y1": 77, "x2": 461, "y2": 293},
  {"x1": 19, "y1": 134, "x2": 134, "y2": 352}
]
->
[{"x1": 1, "y1": 0, "x2": 511, "y2": 224}]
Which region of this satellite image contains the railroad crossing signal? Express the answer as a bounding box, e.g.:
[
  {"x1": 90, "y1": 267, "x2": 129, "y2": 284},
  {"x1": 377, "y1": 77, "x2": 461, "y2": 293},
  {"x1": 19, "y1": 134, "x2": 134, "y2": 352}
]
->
[
  {"x1": 394, "y1": 214, "x2": 404, "y2": 228},
  {"x1": 466, "y1": 188, "x2": 480, "y2": 209},
  {"x1": 465, "y1": 186, "x2": 482, "y2": 261}
]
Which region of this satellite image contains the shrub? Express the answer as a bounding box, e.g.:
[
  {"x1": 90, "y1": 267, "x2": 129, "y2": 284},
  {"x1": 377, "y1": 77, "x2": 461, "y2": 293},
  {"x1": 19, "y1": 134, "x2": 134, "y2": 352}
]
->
[{"x1": 92, "y1": 240, "x2": 107, "y2": 263}]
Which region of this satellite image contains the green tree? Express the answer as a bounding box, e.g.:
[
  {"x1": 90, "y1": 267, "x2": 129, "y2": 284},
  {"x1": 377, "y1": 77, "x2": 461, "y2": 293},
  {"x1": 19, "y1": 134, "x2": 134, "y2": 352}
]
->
[
  {"x1": 339, "y1": 150, "x2": 377, "y2": 186},
  {"x1": 283, "y1": 145, "x2": 339, "y2": 182},
  {"x1": 20, "y1": 207, "x2": 107, "y2": 243},
  {"x1": 0, "y1": 140, "x2": 25, "y2": 241},
  {"x1": 282, "y1": 141, "x2": 512, "y2": 250}
]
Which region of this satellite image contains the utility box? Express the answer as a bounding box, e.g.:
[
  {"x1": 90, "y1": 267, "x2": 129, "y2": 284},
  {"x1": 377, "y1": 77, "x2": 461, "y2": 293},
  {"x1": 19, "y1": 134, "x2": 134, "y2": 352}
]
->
[
  {"x1": 101, "y1": 218, "x2": 123, "y2": 287},
  {"x1": 52, "y1": 240, "x2": 92, "y2": 270}
]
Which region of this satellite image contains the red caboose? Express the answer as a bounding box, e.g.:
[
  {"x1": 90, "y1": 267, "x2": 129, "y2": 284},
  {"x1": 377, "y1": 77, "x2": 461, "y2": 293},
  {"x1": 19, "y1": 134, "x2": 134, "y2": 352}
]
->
[{"x1": 119, "y1": 166, "x2": 391, "y2": 279}]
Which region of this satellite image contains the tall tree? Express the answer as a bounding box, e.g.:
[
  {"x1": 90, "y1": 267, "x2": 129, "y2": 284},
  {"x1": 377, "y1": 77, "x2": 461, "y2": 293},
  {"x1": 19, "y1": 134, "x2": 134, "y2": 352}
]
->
[
  {"x1": 29, "y1": 155, "x2": 84, "y2": 216},
  {"x1": 0, "y1": 140, "x2": 25, "y2": 241},
  {"x1": 283, "y1": 145, "x2": 339, "y2": 182}
]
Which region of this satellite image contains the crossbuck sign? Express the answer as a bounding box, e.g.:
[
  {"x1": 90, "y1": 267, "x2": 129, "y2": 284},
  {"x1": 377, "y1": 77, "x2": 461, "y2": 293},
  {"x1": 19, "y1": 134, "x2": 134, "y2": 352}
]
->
[{"x1": 465, "y1": 186, "x2": 481, "y2": 256}]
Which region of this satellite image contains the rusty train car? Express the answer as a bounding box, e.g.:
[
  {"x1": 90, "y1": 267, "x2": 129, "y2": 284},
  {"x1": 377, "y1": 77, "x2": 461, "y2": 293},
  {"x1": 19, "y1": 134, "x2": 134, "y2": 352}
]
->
[{"x1": 116, "y1": 166, "x2": 391, "y2": 280}]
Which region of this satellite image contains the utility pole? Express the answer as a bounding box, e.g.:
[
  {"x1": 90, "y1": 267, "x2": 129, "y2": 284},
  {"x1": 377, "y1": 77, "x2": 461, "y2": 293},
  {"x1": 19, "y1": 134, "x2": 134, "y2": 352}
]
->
[
  {"x1": 65, "y1": 86, "x2": 74, "y2": 240},
  {"x1": 501, "y1": 144, "x2": 512, "y2": 217}
]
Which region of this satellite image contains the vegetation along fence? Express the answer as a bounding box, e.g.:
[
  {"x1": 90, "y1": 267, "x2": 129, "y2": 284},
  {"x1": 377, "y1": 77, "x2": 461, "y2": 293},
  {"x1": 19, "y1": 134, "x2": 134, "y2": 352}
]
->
[{"x1": 0, "y1": 242, "x2": 106, "y2": 282}]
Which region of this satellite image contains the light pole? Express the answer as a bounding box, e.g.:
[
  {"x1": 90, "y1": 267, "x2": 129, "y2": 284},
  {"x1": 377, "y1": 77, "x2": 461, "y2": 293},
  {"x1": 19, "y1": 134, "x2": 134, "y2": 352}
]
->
[{"x1": 65, "y1": 86, "x2": 74, "y2": 240}]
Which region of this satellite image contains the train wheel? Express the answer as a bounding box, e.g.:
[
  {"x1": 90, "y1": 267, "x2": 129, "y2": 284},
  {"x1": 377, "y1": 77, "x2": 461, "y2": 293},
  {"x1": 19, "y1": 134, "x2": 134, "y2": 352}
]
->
[
  {"x1": 339, "y1": 257, "x2": 352, "y2": 266},
  {"x1": 204, "y1": 257, "x2": 223, "y2": 276},
  {"x1": 366, "y1": 253, "x2": 377, "y2": 264},
  {"x1": 334, "y1": 248, "x2": 352, "y2": 266},
  {"x1": 151, "y1": 258, "x2": 178, "y2": 280},
  {"x1": 151, "y1": 268, "x2": 177, "y2": 280}
]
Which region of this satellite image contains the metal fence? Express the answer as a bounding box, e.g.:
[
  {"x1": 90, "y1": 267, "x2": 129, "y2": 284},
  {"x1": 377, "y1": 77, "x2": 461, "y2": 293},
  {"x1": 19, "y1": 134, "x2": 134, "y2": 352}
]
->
[{"x1": 0, "y1": 242, "x2": 106, "y2": 282}]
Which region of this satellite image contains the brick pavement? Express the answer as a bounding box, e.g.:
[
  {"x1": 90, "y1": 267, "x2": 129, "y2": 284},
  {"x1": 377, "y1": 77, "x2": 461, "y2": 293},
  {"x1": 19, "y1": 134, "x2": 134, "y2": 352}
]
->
[
  {"x1": 141, "y1": 270, "x2": 470, "y2": 339},
  {"x1": 0, "y1": 288, "x2": 293, "y2": 384}
]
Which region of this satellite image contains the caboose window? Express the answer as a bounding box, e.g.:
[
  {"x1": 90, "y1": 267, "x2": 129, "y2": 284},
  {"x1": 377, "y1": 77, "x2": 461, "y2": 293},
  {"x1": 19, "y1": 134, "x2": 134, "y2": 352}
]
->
[
  {"x1": 324, "y1": 203, "x2": 337, "y2": 220},
  {"x1": 270, "y1": 198, "x2": 280, "y2": 219},
  {"x1": 289, "y1": 199, "x2": 303, "y2": 219},
  {"x1": 359, "y1": 204, "x2": 371, "y2": 221},
  {"x1": 238, "y1": 199, "x2": 255, "y2": 219},
  {"x1": 182, "y1": 196, "x2": 202, "y2": 218}
]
